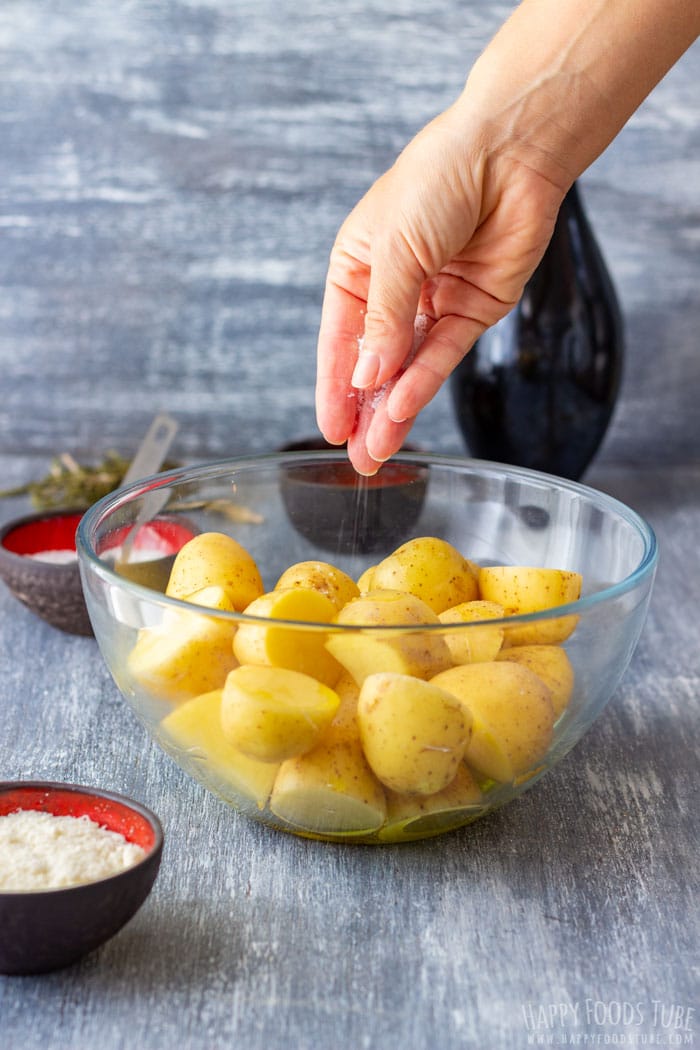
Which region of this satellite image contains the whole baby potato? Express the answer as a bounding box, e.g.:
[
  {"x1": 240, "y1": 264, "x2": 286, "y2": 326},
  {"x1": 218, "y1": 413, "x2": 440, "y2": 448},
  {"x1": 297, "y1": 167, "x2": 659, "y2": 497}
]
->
[
  {"x1": 233, "y1": 587, "x2": 341, "y2": 687},
  {"x1": 221, "y1": 664, "x2": 340, "y2": 763},
  {"x1": 371, "y1": 537, "x2": 479, "y2": 614},
  {"x1": 274, "y1": 560, "x2": 359, "y2": 611},
  {"x1": 357, "y1": 672, "x2": 471, "y2": 795},
  {"x1": 166, "y1": 531, "x2": 264, "y2": 611},
  {"x1": 478, "y1": 565, "x2": 581, "y2": 646},
  {"x1": 496, "y1": 644, "x2": 575, "y2": 717},
  {"x1": 438, "y1": 600, "x2": 506, "y2": 664},
  {"x1": 325, "y1": 590, "x2": 453, "y2": 685},
  {"x1": 431, "y1": 661, "x2": 555, "y2": 783}
]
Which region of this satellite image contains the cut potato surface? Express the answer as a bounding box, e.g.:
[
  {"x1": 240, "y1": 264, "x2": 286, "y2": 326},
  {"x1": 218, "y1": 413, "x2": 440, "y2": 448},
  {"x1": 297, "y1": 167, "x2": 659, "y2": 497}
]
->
[
  {"x1": 431, "y1": 662, "x2": 555, "y2": 783},
  {"x1": 438, "y1": 600, "x2": 506, "y2": 664},
  {"x1": 233, "y1": 587, "x2": 341, "y2": 687},
  {"x1": 127, "y1": 586, "x2": 238, "y2": 703},
  {"x1": 496, "y1": 644, "x2": 575, "y2": 718},
  {"x1": 160, "y1": 689, "x2": 278, "y2": 808},
  {"x1": 221, "y1": 665, "x2": 340, "y2": 763}
]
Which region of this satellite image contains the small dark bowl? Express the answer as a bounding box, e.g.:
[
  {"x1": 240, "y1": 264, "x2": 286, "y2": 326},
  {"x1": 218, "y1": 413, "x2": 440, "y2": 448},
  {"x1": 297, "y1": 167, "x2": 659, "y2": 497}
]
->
[
  {"x1": 0, "y1": 781, "x2": 164, "y2": 975},
  {"x1": 278, "y1": 438, "x2": 429, "y2": 555},
  {"x1": 0, "y1": 510, "x2": 196, "y2": 636},
  {"x1": 0, "y1": 510, "x2": 91, "y2": 635}
]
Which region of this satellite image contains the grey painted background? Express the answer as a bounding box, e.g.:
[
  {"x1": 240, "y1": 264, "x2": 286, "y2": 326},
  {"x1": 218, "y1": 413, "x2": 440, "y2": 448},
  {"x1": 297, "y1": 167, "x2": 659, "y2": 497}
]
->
[
  {"x1": 1, "y1": 1, "x2": 698, "y2": 469},
  {"x1": 0, "y1": 4, "x2": 698, "y2": 1049}
]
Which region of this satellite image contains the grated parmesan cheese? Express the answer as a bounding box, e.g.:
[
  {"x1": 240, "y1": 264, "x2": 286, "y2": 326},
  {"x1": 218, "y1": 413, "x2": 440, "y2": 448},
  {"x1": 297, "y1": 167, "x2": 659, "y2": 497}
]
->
[{"x1": 0, "y1": 810, "x2": 147, "y2": 892}]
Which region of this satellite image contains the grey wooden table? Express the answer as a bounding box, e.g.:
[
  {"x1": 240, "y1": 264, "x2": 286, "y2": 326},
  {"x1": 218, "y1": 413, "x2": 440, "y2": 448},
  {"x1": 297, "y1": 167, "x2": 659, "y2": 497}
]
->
[{"x1": 1, "y1": 3, "x2": 698, "y2": 1048}]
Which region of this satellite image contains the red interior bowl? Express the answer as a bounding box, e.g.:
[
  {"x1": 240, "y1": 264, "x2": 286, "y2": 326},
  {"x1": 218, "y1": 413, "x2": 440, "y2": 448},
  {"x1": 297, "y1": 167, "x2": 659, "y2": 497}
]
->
[
  {"x1": 0, "y1": 783, "x2": 159, "y2": 852},
  {"x1": 0, "y1": 510, "x2": 197, "y2": 635},
  {"x1": 0, "y1": 781, "x2": 164, "y2": 975},
  {"x1": 1, "y1": 512, "x2": 83, "y2": 556}
]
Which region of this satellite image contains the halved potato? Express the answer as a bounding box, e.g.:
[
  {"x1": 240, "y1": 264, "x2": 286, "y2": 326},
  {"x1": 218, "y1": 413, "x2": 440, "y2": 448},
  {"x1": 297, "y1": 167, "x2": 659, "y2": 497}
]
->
[
  {"x1": 233, "y1": 587, "x2": 341, "y2": 687},
  {"x1": 357, "y1": 672, "x2": 470, "y2": 795},
  {"x1": 379, "y1": 764, "x2": 483, "y2": 843},
  {"x1": 159, "y1": 689, "x2": 278, "y2": 808},
  {"x1": 431, "y1": 661, "x2": 555, "y2": 783},
  {"x1": 221, "y1": 664, "x2": 340, "y2": 763},
  {"x1": 274, "y1": 560, "x2": 359, "y2": 611},
  {"x1": 165, "y1": 531, "x2": 264, "y2": 611},
  {"x1": 269, "y1": 683, "x2": 386, "y2": 837},
  {"x1": 127, "y1": 585, "x2": 238, "y2": 703},
  {"x1": 438, "y1": 600, "x2": 506, "y2": 664},
  {"x1": 496, "y1": 644, "x2": 574, "y2": 717},
  {"x1": 478, "y1": 565, "x2": 581, "y2": 645},
  {"x1": 325, "y1": 590, "x2": 453, "y2": 685}
]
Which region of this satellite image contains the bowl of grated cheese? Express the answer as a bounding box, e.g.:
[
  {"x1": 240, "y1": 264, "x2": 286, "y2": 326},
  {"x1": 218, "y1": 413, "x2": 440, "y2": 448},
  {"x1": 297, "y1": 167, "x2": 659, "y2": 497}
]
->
[{"x1": 0, "y1": 781, "x2": 164, "y2": 975}]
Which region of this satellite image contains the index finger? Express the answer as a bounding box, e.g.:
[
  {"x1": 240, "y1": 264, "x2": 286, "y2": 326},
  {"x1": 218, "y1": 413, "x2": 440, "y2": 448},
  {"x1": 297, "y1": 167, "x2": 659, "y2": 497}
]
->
[{"x1": 315, "y1": 277, "x2": 367, "y2": 445}]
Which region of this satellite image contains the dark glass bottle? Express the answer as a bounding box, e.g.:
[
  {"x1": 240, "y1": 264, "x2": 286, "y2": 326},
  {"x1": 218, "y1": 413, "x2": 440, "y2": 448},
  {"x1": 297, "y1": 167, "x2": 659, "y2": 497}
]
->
[{"x1": 450, "y1": 182, "x2": 624, "y2": 480}]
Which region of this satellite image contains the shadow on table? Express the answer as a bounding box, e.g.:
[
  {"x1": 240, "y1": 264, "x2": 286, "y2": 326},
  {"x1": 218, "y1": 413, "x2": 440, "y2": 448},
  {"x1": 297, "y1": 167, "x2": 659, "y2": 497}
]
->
[{"x1": 24, "y1": 688, "x2": 691, "y2": 997}]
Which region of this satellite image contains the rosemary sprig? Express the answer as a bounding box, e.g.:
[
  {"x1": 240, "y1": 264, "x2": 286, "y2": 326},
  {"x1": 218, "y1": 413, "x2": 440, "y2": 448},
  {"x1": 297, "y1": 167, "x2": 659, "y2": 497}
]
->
[
  {"x1": 0, "y1": 451, "x2": 176, "y2": 511},
  {"x1": 171, "y1": 498, "x2": 264, "y2": 524}
]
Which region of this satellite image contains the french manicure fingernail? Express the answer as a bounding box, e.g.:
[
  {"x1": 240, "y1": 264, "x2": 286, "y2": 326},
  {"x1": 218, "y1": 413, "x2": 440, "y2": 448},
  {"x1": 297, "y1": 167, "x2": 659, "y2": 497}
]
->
[
  {"x1": 366, "y1": 445, "x2": 391, "y2": 465},
  {"x1": 351, "y1": 352, "x2": 380, "y2": 390},
  {"x1": 387, "y1": 394, "x2": 408, "y2": 423}
]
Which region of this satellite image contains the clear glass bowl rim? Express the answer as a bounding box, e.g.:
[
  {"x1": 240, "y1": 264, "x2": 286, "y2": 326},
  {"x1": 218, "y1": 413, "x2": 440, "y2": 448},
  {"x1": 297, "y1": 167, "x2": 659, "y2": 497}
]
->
[{"x1": 76, "y1": 451, "x2": 659, "y2": 632}]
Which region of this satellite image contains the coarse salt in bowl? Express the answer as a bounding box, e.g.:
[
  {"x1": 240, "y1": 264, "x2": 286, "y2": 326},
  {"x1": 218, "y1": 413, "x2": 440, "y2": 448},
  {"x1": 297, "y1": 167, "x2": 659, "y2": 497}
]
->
[{"x1": 0, "y1": 508, "x2": 196, "y2": 636}]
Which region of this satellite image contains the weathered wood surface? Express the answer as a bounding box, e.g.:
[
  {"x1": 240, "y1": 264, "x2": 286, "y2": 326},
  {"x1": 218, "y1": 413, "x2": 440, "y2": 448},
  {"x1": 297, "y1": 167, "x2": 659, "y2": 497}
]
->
[{"x1": 0, "y1": 2, "x2": 698, "y2": 1048}]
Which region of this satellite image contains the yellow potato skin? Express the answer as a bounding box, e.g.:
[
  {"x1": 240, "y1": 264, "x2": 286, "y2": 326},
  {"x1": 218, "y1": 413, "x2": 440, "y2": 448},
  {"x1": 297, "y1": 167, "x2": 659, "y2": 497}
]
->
[
  {"x1": 274, "y1": 560, "x2": 360, "y2": 611},
  {"x1": 233, "y1": 587, "x2": 341, "y2": 687},
  {"x1": 478, "y1": 565, "x2": 581, "y2": 646},
  {"x1": 357, "y1": 672, "x2": 471, "y2": 795},
  {"x1": 335, "y1": 589, "x2": 437, "y2": 627},
  {"x1": 371, "y1": 537, "x2": 479, "y2": 614},
  {"x1": 431, "y1": 662, "x2": 555, "y2": 783},
  {"x1": 127, "y1": 585, "x2": 238, "y2": 703},
  {"x1": 166, "y1": 531, "x2": 264, "y2": 611},
  {"x1": 356, "y1": 565, "x2": 376, "y2": 593},
  {"x1": 325, "y1": 590, "x2": 453, "y2": 686},
  {"x1": 269, "y1": 679, "x2": 387, "y2": 837},
  {"x1": 159, "y1": 689, "x2": 278, "y2": 808},
  {"x1": 496, "y1": 644, "x2": 574, "y2": 718},
  {"x1": 220, "y1": 664, "x2": 340, "y2": 763},
  {"x1": 438, "y1": 600, "x2": 506, "y2": 664}
]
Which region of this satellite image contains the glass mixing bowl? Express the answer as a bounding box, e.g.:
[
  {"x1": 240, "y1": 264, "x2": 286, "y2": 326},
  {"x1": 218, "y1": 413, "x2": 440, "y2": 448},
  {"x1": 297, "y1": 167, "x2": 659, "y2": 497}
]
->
[{"x1": 77, "y1": 453, "x2": 657, "y2": 844}]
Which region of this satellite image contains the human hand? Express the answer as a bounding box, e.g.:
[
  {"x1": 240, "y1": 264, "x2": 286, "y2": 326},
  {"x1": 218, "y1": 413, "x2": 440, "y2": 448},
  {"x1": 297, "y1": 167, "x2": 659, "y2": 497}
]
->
[{"x1": 315, "y1": 99, "x2": 566, "y2": 475}]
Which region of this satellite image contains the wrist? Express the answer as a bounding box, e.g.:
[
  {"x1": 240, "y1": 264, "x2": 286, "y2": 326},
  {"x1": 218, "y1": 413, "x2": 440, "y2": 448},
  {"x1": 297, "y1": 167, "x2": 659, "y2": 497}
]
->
[{"x1": 456, "y1": 0, "x2": 700, "y2": 191}]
